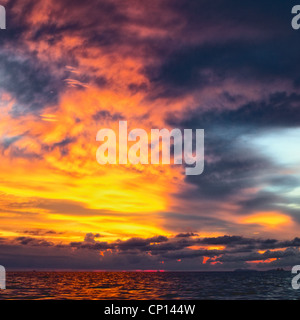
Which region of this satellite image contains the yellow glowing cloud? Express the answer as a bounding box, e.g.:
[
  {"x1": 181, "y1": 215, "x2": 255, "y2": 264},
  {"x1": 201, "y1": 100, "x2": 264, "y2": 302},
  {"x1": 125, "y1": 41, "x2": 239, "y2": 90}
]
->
[{"x1": 241, "y1": 212, "x2": 292, "y2": 228}]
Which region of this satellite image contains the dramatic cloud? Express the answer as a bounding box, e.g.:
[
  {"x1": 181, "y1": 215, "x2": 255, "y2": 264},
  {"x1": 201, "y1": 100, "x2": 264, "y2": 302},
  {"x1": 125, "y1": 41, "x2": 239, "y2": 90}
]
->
[
  {"x1": 0, "y1": 0, "x2": 300, "y2": 270},
  {"x1": 1, "y1": 233, "x2": 300, "y2": 270}
]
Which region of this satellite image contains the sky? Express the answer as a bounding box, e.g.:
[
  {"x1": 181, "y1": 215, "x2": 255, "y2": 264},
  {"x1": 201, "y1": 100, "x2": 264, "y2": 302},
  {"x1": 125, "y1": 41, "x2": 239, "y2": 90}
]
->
[{"x1": 1, "y1": 0, "x2": 300, "y2": 270}]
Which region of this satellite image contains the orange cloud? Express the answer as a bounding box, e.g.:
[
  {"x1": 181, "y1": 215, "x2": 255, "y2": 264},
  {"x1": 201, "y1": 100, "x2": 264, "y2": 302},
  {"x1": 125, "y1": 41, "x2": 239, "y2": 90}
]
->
[{"x1": 241, "y1": 212, "x2": 292, "y2": 229}]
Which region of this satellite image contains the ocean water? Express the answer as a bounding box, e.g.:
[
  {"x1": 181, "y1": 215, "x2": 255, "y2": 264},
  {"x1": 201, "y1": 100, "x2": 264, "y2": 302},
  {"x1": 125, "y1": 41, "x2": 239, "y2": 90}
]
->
[{"x1": 0, "y1": 271, "x2": 299, "y2": 300}]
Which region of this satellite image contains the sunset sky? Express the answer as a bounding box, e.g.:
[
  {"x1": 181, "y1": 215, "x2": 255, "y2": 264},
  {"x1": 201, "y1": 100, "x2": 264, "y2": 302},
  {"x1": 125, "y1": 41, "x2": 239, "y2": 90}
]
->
[{"x1": 1, "y1": 0, "x2": 300, "y2": 270}]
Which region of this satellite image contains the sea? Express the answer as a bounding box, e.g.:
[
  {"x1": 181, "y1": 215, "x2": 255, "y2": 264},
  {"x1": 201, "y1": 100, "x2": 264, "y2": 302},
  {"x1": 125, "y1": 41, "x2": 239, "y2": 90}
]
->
[{"x1": 0, "y1": 271, "x2": 299, "y2": 300}]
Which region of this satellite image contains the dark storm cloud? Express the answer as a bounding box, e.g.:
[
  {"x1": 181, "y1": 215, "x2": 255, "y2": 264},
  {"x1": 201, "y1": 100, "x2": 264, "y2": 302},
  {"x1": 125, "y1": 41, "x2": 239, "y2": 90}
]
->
[
  {"x1": 84, "y1": 233, "x2": 102, "y2": 243},
  {"x1": 147, "y1": 41, "x2": 298, "y2": 97},
  {"x1": 267, "y1": 175, "x2": 300, "y2": 192},
  {"x1": 183, "y1": 156, "x2": 270, "y2": 200},
  {"x1": 0, "y1": 0, "x2": 36, "y2": 42},
  {"x1": 235, "y1": 185, "x2": 300, "y2": 216},
  {"x1": 197, "y1": 236, "x2": 282, "y2": 251},
  {"x1": 215, "y1": 247, "x2": 298, "y2": 263},
  {"x1": 175, "y1": 232, "x2": 199, "y2": 238},
  {"x1": 0, "y1": 53, "x2": 62, "y2": 113},
  {"x1": 3, "y1": 233, "x2": 300, "y2": 270},
  {"x1": 167, "y1": 92, "x2": 300, "y2": 131},
  {"x1": 167, "y1": 0, "x2": 291, "y2": 33},
  {"x1": 15, "y1": 236, "x2": 54, "y2": 247},
  {"x1": 114, "y1": 235, "x2": 169, "y2": 252},
  {"x1": 165, "y1": 91, "x2": 300, "y2": 214},
  {"x1": 196, "y1": 236, "x2": 300, "y2": 252},
  {"x1": 236, "y1": 192, "x2": 283, "y2": 214},
  {"x1": 146, "y1": 0, "x2": 299, "y2": 98},
  {"x1": 75, "y1": 234, "x2": 300, "y2": 254},
  {"x1": 198, "y1": 235, "x2": 254, "y2": 246},
  {"x1": 70, "y1": 241, "x2": 112, "y2": 251},
  {"x1": 278, "y1": 238, "x2": 300, "y2": 248}
]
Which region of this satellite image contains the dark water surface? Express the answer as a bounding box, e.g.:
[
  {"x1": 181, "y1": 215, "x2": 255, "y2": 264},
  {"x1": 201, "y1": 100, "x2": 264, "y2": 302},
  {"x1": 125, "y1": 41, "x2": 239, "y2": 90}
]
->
[{"x1": 0, "y1": 271, "x2": 299, "y2": 300}]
